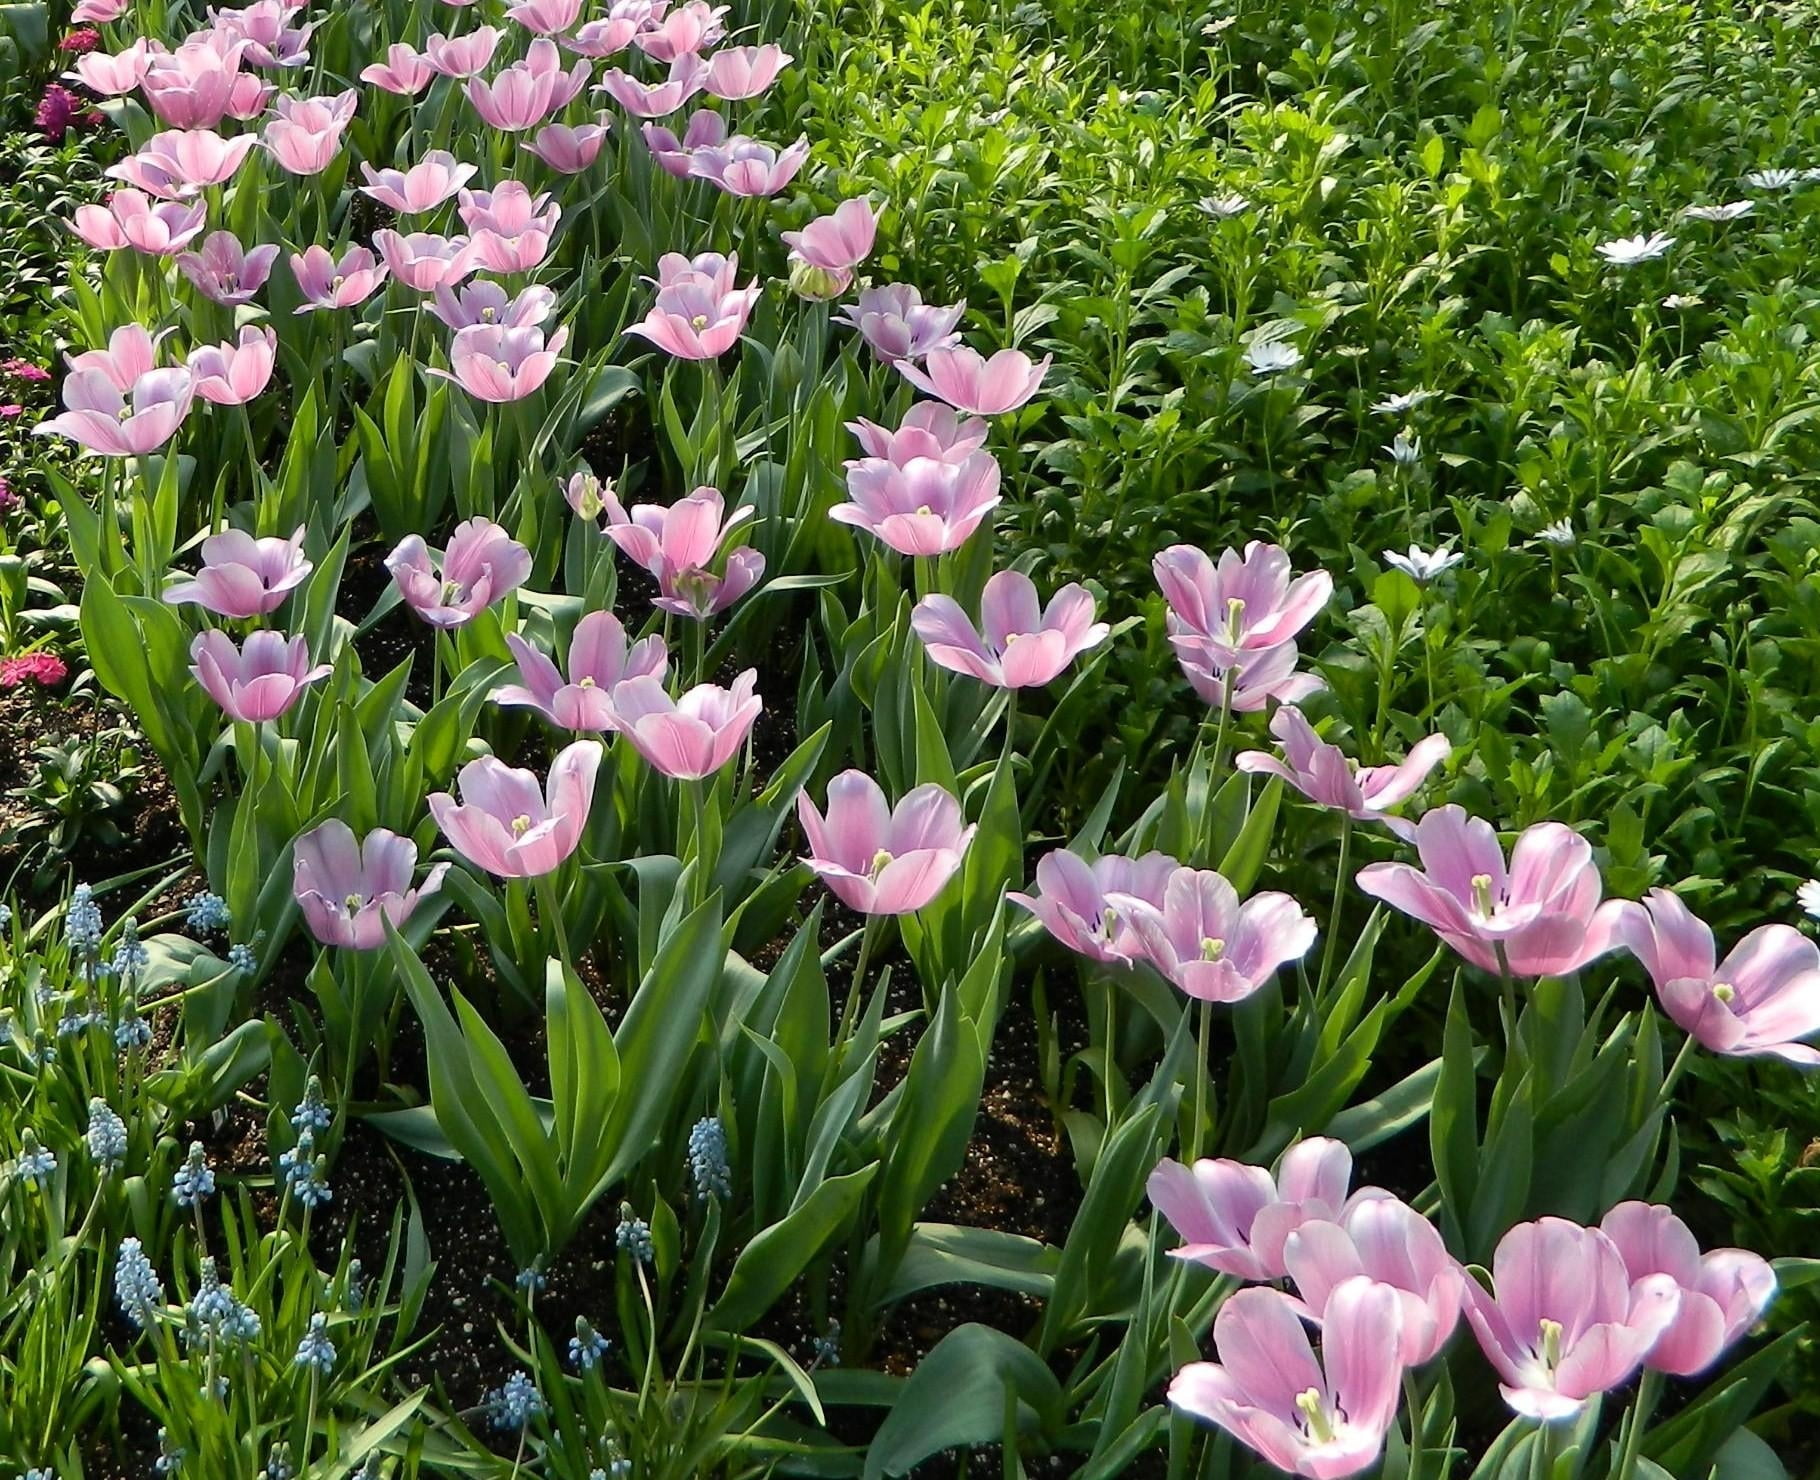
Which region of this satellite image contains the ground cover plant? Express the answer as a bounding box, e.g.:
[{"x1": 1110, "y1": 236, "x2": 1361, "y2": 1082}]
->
[{"x1": 5, "y1": 0, "x2": 1820, "y2": 1474}]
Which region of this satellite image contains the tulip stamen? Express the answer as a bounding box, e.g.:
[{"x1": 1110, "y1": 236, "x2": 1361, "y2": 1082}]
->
[
  {"x1": 1712, "y1": 981, "x2": 1736, "y2": 1003},
  {"x1": 1537, "y1": 1317, "x2": 1563, "y2": 1371},
  {"x1": 511, "y1": 814, "x2": 532, "y2": 836},
  {"x1": 344, "y1": 892, "x2": 364, "y2": 913},
  {"x1": 1199, "y1": 936, "x2": 1226, "y2": 962},
  {"x1": 1470, "y1": 873, "x2": 1497, "y2": 918},
  {"x1": 1294, "y1": 1388, "x2": 1336, "y2": 1445},
  {"x1": 1225, "y1": 596, "x2": 1246, "y2": 644}
]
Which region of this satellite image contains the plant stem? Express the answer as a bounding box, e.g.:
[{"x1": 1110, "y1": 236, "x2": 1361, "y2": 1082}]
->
[
  {"x1": 1318, "y1": 816, "x2": 1353, "y2": 995},
  {"x1": 1189, "y1": 997, "x2": 1212, "y2": 1160},
  {"x1": 1403, "y1": 1369, "x2": 1425, "y2": 1480},
  {"x1": 1656, "y1": 1033, "x2": 1699, "y2": 1109},
  {"x1": 534, "y1": 870, "x2": 574, "y2": 969},
  {"x1": 1614, "y1": 1369, "x2": 1662, "y2": 1480},
  {"x1": 836, "y1": 917, "x2": 878, "y2": 1049}
]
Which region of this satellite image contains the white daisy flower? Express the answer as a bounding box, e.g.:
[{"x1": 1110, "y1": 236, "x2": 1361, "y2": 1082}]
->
[
  {"x1": 1372, "y1": 389, "x2": 1434, "y2": 415},
  {"x1": 1535, "y1": 519, "x2": 1575, "y2": 547},
  {"x1": 1384, "y1": 430, "x2": 1422, "y2": 466},
  {"x1": 1200, "y1": 192, "x2": 1250, "y2": 219},
  {"x1": 1799, "y1": 879, "x2": 1820, "y2": 919},
  {"x1": 1596, "y1": 232, "x2": 1675, "y2": 265},
  {"x1": 1746, "y1": 168, "x2": 1801, "y2": 190},
  {"x1": 1243, "y1": 339, "x2": 1302, "y2": 375},
  {"x1": 1661, "y1": 293, "x2": 1703, "y2": 310},
  {"x1": 1682, "y1": 201, "x2": 1754, "y2": 222},
  {"x1": 1383, "y1": 544, "x2": 1463, "y2": 583}
]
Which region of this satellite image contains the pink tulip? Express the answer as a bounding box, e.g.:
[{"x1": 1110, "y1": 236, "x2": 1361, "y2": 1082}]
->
[
  {"x1": 141, "y1": 38, "x2": 247, "y2": 128},
  {"x1": 1356, "y1": 806, "x2": 1627, "y2": 978},
  {"x1": 507, "y1": 0, "x2": 584, "y2": 33},
  {"x1": 526, "y1": 118, "x2": 610, "y2": 172},
  {"x1": 429, "y1": 281, "x2": 556, "y2": 331},
  {"x1": 176, "y1": 230, "x2": 278, "y2": 306},
  {"x1": 898, "y1": 345, "x2": 1049, "y2": 415},
  {"x1": 262, "y1": 89, "x2": 356, "y2": 175},
  {"x1": 1284, "y1": 1200, "x2": 1465, "y2": 1366},
  {"x1": 429, "y1": 740, "x2": 602, "y2": 879},
  {"x1": 600, "y1": 485, "x2": 764, "y2": 619},
  {"x1": 225, "y1": 70, "x2": 274, "y2": 119},
  {"x1": 1171, "y1": 1279, "x2": 1404, "y2": 1479},
  {"x1": 633, "y1": 0, "x2": 725, "y2": 61},
  {"x1": 1178, "y1": 639, "x2": 1323, "y2": 713},
  {"x1": 496, "y1": 610, "x2": 668, "y2": 731},
  {"x1": 782, "y1": 197, "x2": 878, "y2": 274},
  {"x1": 837, "y1": 284, "x2": 965, "y2": 365},
  {"x1": 430, "y1": 323, "x2": 567, "y2": 402},
  {"x1": 595, "y1": 54, "x2": 706, "y2": 117},
  {"x1": 35, "y1": 367, "x2": 195, "y2": 457},
  {"x1": 848, "y1": 401, "x2": 988, "y2": 463},
  {"x1": 1156, "y1": 542, "x2": 1333, "y2": 669},
  {"x1": 1599, "y1": 1202, "x2": 1776, "y2": 1377},
  {"x1": 72, "y1": 0, "x2": 128, "y2": 20},
  {"x1": 833, "y1": 448, "x2": 1001, "y2": 557},
  {"x1": 71, "y1": 40, "x2": 154, "y2": 95},
  {"x1": 1611, "y1": 889, "x2": 1820, "y2": 1064},
  {"x1": 563, "y1": 0, "x2": 652, "y2": 55},
  {"x1": 641, "y1": 107, "x2": 725, "y2": 176},
  {"x1": 425, "y1": 26, "x2": 503, "y2": 77},
  {"x1": 604, "y1": 670, "x2": 762, "y2": 779},
  {"x1": 563, "y1": 469, "x2": 612, "y2": 520},
  {"x1": 626, "y1": 262, "x2": 762, "y2": 360},
  {"x1": 386, "y1": 518, "x2": 532, "y2": 629},
  {"x1": 290, "y1": 243, "x2": 388, "y2": 311},
  {"x1": 187, "y1": 325, "x2": 277, "y2": 406},
  {"x1": 1237, "y1": 708, "x2": 1450, "y2": 839},
  {"x1": 1151, "y1": 1139, "x2": 1386, "y2": 1282},
  {"x1": 211, "y1": 0, "x2": 314, "y2": 68},
  {"x1": 164, "y1": 526, "x2": 311, "y2": 617},
  {"x1": 294, "y1": 820, "x2": 449, "y2": 950},
  {"x1": 1008, "y1": 849, "x2": 1177, "y2": 965},
  {"x1": 361, "y1": 43, "x2": 436, "y2": 95},
  {"x1": 1462, "y1": 1217, "x2": 1683, "y2": 1420},
  {"x1": 71, "y1": 190, "x2": 207, "y2": 255},
  {"x1": 797, "y1": 770, "x2": 975, "y2": 916},
  {"x1": 1110, "y1": 866, "x2": 1317, "y2": 1004},
  {"x1": 651, "y1": 249, "x2": 741, "y2": 292},
  {"x1": 465, "y1": 38, "x2": 589, "y2": 131},
  {"x1": 703, "y1": 43, "x2": 791, "y2": 100},
  {"x1": 189, "y1": 628, "x2": 330, "y2": 723},
  {"x1": 63, "y1": 323, "x2": 167, "y2": 390},
  {"x1": 912, "y1": 569, "x2": 1106, "y2": 688},
  {"x1": 688, "y1": 134, "x2": 810, "y2": 197},
  {"x1": 372, "y1": 229, "x2": 475, "y2": 292},
  {"x1": 359, "y1": 151, "x2": 476, "y2": 214},
  {"x1": 109, "y1": 128, "x2": 257, "y2": 197}
]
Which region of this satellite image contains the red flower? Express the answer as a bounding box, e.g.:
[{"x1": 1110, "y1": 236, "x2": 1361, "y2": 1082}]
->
[
  {"x1": 59, "y1": 26, "x2": 101, "y2": 53},
  {"x1": 0, "y1": 654, "x2": 68, "y2": 689}
]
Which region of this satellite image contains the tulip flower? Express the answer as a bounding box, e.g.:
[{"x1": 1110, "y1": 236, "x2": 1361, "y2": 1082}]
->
[
  {"x1": 1155, "y1": 542, "x2": 1333, "y2": 669},
  {"x1": 1169, "y1": 1279, "x2": 1405, "y2": 1479},
  {"x1": 189, "y1": 628, "x2": 330, "y2": 723},
  {"x1": 293, "y1": 820, "x2": 449, "y2": 950},
  {"x1": 71, "y1": 190, "x2": 207, "y2": 255},
  {"x1": 64, "y1": 323, "x2": 169, "y2": 390},
  {"x1": 35, "y1": 367, "x2": 195, "y2": 457},
  {"x1": 1149, "y1": 1138, "x2": 1387, "y2": 1282},
  {"x1": 563, "y1": 469, "x2": 612, "y2": 521},
  {"x1": 1611, "y1": 889, "x2": 1820, "y2": 1063},
  {"x1": 1356, "y1": 806, "x2": 1627, "y2": 978},
  {"x1": 70, "y1": 40, "x2": 154, "y2": 95},
  {"x1": 848, "y1": 401, "x2": 988, "y2": 463},
  {"x1": 108, "y1": 127, "x2": 256, "y2": 196},
  {"x1": 641, "y1": 107, "x2": 725, "y2": 176},
  {"x1": 262, "y1": 89, "x2": 357, "y2": 176},
  {"x1": 1110, "y1": 866, "x2": 1316, "y2": 1004},
  {"x1": 177, "y1": 230, "x2": 279, "y2": 306},
  {"x1": 837, "y1": 284, "x2": 966, "y2": 365},
  {"x1": 1462, "y1": 1217, "x2": 1683, "y2": 1420},
  {"x1": 564, "y1": 1, "x2": 651, "y2": 56},
  {"x1": 465, "y1": 39, "x2": 589, "y2": 131},
  {"x1": 73, "y1": 0, "x2": 129, "y2": 23},
  {"x1": 506, "y1": 0, "x2": 583, "y2": 34},
  {"x1": 898, "y1": 345, "x2": 1050, "y2": 415},
  {"x1": 187, "y1": 326, "x2": 277, "y2": 406},
  {"x1": 782, "y1": 197, "x2": 879, "y2": 277},
  {"x1": 703, "y1": 43, "x2": 791, "y2": 100},
  {"x1": 912, "y1": 570, "x2": 1106, "y2": 688},
  {"x1": 225, "y1": 71, "x2": 275, "y2": 119},
  {"x1": 164, "y1": 526, "x2": 311, "y2": 617},
  {"x1": 430, "y1": 323, "x2": 567, "y2": 402},
  {"x1": 360, "y1": 43, "x2": 436, "y2": 94},
  {"x1": 1176, "y1": 638, "x2": 1323, "y2": 713},
  {"x1": 290, "y1": 243, "x2": 388, "y2": 311},
  {"x1": 1284, "y1": 1199, "x2": 1466, "y2": 1366},
  {"x1": 1236, "y1": 708, "x2": 1450, "y2": 839},
  {"x1": 497, "y1": 611, "x2": 668, "y2": 731},
  {"x1": 385, "y1": 518, "x2": 532, "y2": 629},
  {"x1": 1599, "y1": 1202, "x2": 1776, "y2": 1376},
  {"x1": 625, "y1": 261, "x2": 762, "y2": 360},
  {"x1": 834, "y1": 450, "x2": 1002, "y2": 556},
  {"x1": 429, "y1": 281, "x2": 556, "y2": 331},
  {"x1": 141, "y1": 38, "x2": 246, "y2": 128},
  {"x1": 429, "y1": 740, "x2": 603, "y2": 879},
  {"x1": 634, "y1": 0, "x2": 725, "y2": 60},
  {"x1": 797, "y1": 770, "x2": 976, "y2": 916},
  {"x1": 526, "y1": 119, "x2": 610, "y2": 173},
  {"x1": 599, "y1": 485, "x2": 764, "y2": 619},
  {"x1": 372, "y1": 229, "x2": 475, "y2": 292},
  {"x1": 424, "y1": 26, "x2": 503, "y2": 77},
  {"x1": 604, "y1": 670, "x2": 762, "y2": 779},
  {"x1": 1008, "y1": 849, "x2": 1177, "y2": 964},
  {"x1": 688, "y1": 134, "x2": 810, "y2": 197},
  {"x1": 359, "y1": 151, "x2": 476, "y2": 214},
  {"x1": 213, "y1": 1, "x2": 315, "y2": 68},
  {"x1": 596, "y1": 54, "x2": 706, "y2": 117}
]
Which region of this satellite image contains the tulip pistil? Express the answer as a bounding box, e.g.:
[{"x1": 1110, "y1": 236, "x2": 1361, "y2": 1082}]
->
[
  {"x1": 1199, "y1": 936, "x2": 1226, "y2": 962},
  {"x1": 1470, "y1": 872, "x2": 1496, "y2": 918},
  {"x1": 511, "y1": 814, "x2": 532, "y2": 836},
  {"x1": 870, "y1": 847, "x2": 893, "y2": 877},
  {"x1": 1712, "y1": 981, "x2": 1736, "y2": 1003},
  {"x1": 1294, "y1": 1388, "x2": 1336, "y2": 1444},
  {"x1": 1225, "y1": 596, "x2": 1246, "y2": 644},
  {"x1": 1538, "y1": 1317, "x2": 1563, "y2": 1371}
]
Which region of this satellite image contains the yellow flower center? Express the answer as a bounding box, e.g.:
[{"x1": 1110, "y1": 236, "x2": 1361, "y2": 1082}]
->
[
  {"x1": 1712, "y1": 981, "x2": 1736, "y2": 1003},
  {"x1": 578, "y1": 676, "x2": 596, "y2": 688},
  {"x1": 691, "y1": 313, "x2": 710, "y2": 330},
  {"x1": 344, "y1": 892, "x2": 364, "y2": 913},
  {"x1": 1199, "y1": 936, "x2": 1226, "y2": 962},
  {"x1": 511, "y1": 814, "x2": 532, "y2": 836},
  {"x1": 1294, "y1": 1388, "x2": 1335, "y2": 1445},
  {"x1": 1538, "y1": 1317, "x2": 1563, "y2": 1370},
  {"x1": 1470, "y1": 873, "x2": 1496, "y2": 917},
  {"x1": 1225, "y1": 595, "x2": 1246, "y2": 643},
  {"x1": 870, "y1": 848, "x2": 893, "y2": 877}
]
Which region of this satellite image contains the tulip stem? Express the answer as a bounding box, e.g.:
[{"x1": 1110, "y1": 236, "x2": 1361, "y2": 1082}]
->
[
  {"x1": 534, "y1": 871, "x2": 574, "y2": 969},
  {"x1": 1495, "y1": 942, "x2": 1522, "y2": 1071},
  {"x1": 837, "y1": 917, "x2": 880, "y2": 1052},
  {"x1": 1528, "y1": 1419, "x2": 1556, "y2": 1480},
  {"x1": 1318, "y1": 816, "x2": 1353, "y2": 996},
  {"x1": 1189, "y1": 997, "x2": 1212, "y2": 1160},
  {"x1": 1657, "y1": 1033, "x2": 1699, "y2": 1110},
  {"x1": 1403, "y1": 1369, "x2": 1425, "y2": 1480},
  {"x1": 1099, "y1": 973, "x2": 1118, "y2": 1129},
  {"x1": 1614, "y1": 1369, "x2": 1662, "y2": 1480}
]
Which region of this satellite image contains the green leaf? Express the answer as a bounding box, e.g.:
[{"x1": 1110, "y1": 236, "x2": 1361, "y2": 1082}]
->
[
  {"x1": 883, "y1": 1224, "x2": 1060, "y2": 1303},
  {"x1": 710, "y1": 1164, "x2": 878, "y2": 1330}
]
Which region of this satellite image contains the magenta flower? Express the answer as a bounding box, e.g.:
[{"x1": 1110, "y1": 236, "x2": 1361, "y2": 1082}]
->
[
  {"x1": 372, "y1": 229, "x2": 475, "y2": 292},
  {"x1": 211, "y1": 0, "x2": 315, "y2": 68},
  {"x1": 1110, "y1": 866, "x2": 1316, "y2": 1004},
  {"x1": 187, "y1": 326, "x2": 277, "y2": 406},
  {"x1": 1462, "y1": 1217, "x2": 1683, "y2": 1420},
  {"x1": 837, "y1": 284, "x2": 966, "y2": 365},
  {"x1": 625, "y1": 259, "x2": 762, "y2": 360},
  {"x1": 848, "y1": 401, "x2": 989, "y2": 463},
  {"x1": 430, "y1": 323, "x2": 567, "y2": 402},
  {"x1": 141, "y1": 38, "x2": 246, "y2": 129},
  {"x1": 1599, "y1": 1202, "x2": 1775, "y2": 1377},
  {"x1": 688, "y1": 134, "x2": 810, "y2": 197},
  {"x1": 564, "y1": 1, "x2": 651, "y2": 57},
  {"x1": 782, "y1": 197, "x2": 879, "y2": 276},
  {"x1": 164, "y1": 526, "x2": 311, "y2": 617},
  {"x1": 177, "y1": 230, "x2": 279, "y2": 306},
  {"x1": 595, "y1": 54, "x2": 707, "y2": 117},
  {"x1": 1156, "y1": 542, "x2": 1333, "y2": 669},
  {"x1": 506, "y1": 0, "x2": 583, "y2": 33},
  {"x1": 35, "y1": 367, "x2": 195, "y2": 458},
  {"x1": 291, "y1": 243, "x2": 388, "y2": 311},
  {"x1": 429, "y1": 281, "x2": 556, "y2": 331},
  {"x1": 71, "y1": 190, "x2": 207, "y2": 256},
  {"x1": 1149, "y1": 1138, "x2": 1384, "y2": 1281},
  {"x1": 797, "y1": 770, "x2": 975, "y2": 916},
  {"x1": 63, "y1": 323, "x2": 167, "y2": 390},
  {"x1": 703, "y1": 43, "x2": 791, "y2": 100},
  {"x1": 109, "y1": 127, "x2": 257, "y2": 196},
  {"x1": 898, "y1": 345, "x2": 1049, "y2": 415},
  {"x1": 1171, "y1": 1279, "x2": 1404, "y2": 1479},
  {"x1": 526, "y1": 119, "x2": 610, "y2": 173},
  {"x1": 385, "y1": 518, "x2": 532, "y2": 629},
  {"x1": 641, "y1": 107, "x2": 725, "y2": 176},
  {"x1": 429, "y1": 740, "x2": 603, "y2": 879},
  {"x1": 35, "y1": 82, "x2": 95, "y2": 142},
  {"x1": 1356, "y1": 806, "x2": 1627, "y2": 978},
  {"x1": 600, "y1": 485, "x2": 764, "y2": 619},
  {"x1": 1236, "y1": 708, "x2": 1450, "y2": 839},
  {"x1": 293, "y1": 820, "x2": 449, "y2": 950},
  {"x1": 70, "y1": 40, "x2": 154, "y2": 95},
  {"x1": 189, "y1": 628, "x2": 330, "y2": 723},
  {"x1": 465, "y1": 38, "x2": 589, "y2": 131},
  {"x1": 912, "y1": 570, "x2": 1106, "y2": 688},
  {"x1": 1178, "y1": 639, "x2": 1323, "y2": 714},
  {"x1": 425, "y1": 26, "x2": 503, "y2": 77},
  {"x1": 604, "y1": 671, "x2": 762, "y2": 779},
  {"x1": 360, "y1": 43, "x2": 436, "y2": 95},
  {"x1": 1008, "y1": 848, "x2": 1177, "y2": 965},
  {"x1": 1283, "y1": 1199, "x2": 1466, "y2": 1366},
  {"x1": 633, "y1": 0, "x2": 725, "y2": 61},
  {"x1": 834, "y1": 450, "x2": 1002, "y2": 556},
  {"x1": 497, "y1": 610, "x2": 667, "y2": 731},
  {"x1": 359, "y1": 151, "x2": 477, "y2": 215},
  {"x1": 262, "y1": 89, "x2": 357, "y2": 175},
  {"x1": 1611, "y1": 889, "x2": 1820, "y2": 1064}
]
